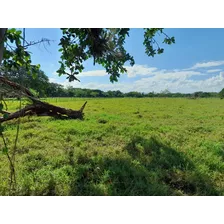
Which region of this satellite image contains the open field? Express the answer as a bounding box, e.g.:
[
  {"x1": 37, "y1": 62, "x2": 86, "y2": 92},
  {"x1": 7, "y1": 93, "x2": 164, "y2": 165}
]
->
[{"x1": 0, "y1": 98, "x2": 224, "y2": 195}]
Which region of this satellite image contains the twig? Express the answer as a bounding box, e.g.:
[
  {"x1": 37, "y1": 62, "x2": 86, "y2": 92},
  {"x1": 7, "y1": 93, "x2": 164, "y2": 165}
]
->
[{"x1": 23, "y1": 38, "x2": 52, "y2": 48}]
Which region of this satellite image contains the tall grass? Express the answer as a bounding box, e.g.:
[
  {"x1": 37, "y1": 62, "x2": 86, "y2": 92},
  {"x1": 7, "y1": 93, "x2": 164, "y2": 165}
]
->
[{"x1": 0, "y1": 98, "x2": 223, "y2": 195}]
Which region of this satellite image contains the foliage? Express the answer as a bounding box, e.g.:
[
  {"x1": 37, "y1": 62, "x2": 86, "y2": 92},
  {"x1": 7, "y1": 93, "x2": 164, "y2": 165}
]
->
[
  {"x1": 143, "y1": 28, "x2": 175, "y2": 57},
  {"x1": 56, "y1": 28, "x2": 175, "y2": 82},
  {"x1": 1, "y1": 28, "x2": 175, "y2": 84},
  {"x1": 43, "y1": 86, "x2": 221, "y2": 98},
  {"x1": 0, "y1": 98, "x2": 223, "y2": 195},
  {"x1": 0, "y1": 28, "x2": 175, "y2": 98},
  {"x1": 0, "y1": 66, "x2": 220, "y2": 98},
  {"x1": 1, "y1": 28, "x2": 41, "y2": 78},
  {"x1": 1, "y1": 66, "x2": 49, "y2": 97},
  {"x1": 219, "y1": 88, "x2": 224, "y2": 99},
  {"x1": 2, "y1": 28, "x2": 223, "y2": 196}
]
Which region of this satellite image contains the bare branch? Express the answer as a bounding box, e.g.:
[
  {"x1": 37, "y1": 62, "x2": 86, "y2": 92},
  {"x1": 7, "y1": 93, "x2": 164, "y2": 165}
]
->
[{"x1": 23, "y1": 38, "x2": 53, "y2": 49}]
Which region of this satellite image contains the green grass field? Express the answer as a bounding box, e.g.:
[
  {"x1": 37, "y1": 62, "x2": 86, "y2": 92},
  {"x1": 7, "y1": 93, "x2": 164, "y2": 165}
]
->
[{"x1": 0, "y1": 98, "x2": 224, "y2": 195}]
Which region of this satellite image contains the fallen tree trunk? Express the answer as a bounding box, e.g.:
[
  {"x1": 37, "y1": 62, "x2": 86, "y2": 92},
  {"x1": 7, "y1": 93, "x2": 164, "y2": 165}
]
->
[
  {"x1": 0, "y1": 101, "x2": 87, "y2": 123},
  {"x1": 0, "y1": 76, "x2": 87, "y2": 123}
]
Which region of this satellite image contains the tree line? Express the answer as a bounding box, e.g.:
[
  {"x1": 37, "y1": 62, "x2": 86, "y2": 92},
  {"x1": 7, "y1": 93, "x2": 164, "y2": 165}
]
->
[{"x1": 1, "y1": 66, "x2": 223, "y2": 99}]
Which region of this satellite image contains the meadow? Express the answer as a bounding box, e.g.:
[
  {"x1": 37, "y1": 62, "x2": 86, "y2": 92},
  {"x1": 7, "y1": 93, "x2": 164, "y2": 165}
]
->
[{"x1": 0, "y1": 97, "x2": 223, "y2": 195}]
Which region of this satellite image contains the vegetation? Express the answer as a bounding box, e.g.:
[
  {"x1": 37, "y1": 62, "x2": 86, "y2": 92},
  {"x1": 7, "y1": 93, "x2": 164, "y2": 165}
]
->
[
  {"x1": 219, "y1": 88, "x2": 224, "y2": 99},
  {"x1": 0, "y1": 67, "x2": 221, "y2": 98},
  {"x1": 0, "y1": 28, "x2": 175, "y2": 83},
  {"x1": 0, "y1": 29, "x2": 223, "y2": 196},
  {"x1": 0, "y1": 98, "x2": 223, "y2": 195},
  {"x1": 0, "y1": 28, "x2": 176, "y2": 193}
]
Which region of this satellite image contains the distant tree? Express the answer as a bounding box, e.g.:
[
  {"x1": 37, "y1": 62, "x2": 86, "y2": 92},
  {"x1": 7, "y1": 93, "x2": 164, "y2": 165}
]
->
[
  {"x1": 46, "y1": 82, "x2": 65, "y2": 97},
  {"x1": 66, "y1": 86, "x2": 75, "y2": 97},
  {"x1": 0, "y1": 66, "x2": 49, "y2": 97},
  {"x1": 125, "y1": 91, "x2": 143, "y2": 98},
  {"x1": 113, "y1": 90, "x2": 124, "y2": 97},
  {"x1": 89, "y1": 91, "x2": 99, "y2": 97},
  {"x1": 145, "y1": 92, "x2": 156, "y2": 97},
  {"x1": 159, "y1": 89, "x2": 171, "y2": 97},
  {"x1": 219, "y1": 88, "x2": 224, "y2": 99}
]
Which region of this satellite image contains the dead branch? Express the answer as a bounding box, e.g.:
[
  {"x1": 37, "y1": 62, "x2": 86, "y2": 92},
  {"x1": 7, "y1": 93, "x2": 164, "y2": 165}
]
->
[
  {"x1": 0, "y1": 76, "x2": 87, "y2": 122},
  {"x1": 0, "y1": 76, "x2": 35, "y2": 97}
]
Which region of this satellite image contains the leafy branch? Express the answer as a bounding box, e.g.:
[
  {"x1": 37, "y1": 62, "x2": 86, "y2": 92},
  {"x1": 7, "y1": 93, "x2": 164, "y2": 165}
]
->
[
  {"x1": 143, "y1": 28, "x2": 175, "y2": 57},
  {"x1": 57, "y1": 28, "x2": 175, "y2": 83},
  {"x1": 2, "y1": 28, "x2": 52, "y2": 79}
]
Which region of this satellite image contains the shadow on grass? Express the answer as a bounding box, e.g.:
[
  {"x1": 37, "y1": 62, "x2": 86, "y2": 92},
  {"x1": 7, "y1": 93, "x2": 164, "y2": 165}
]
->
[{"x1": 69, "y1": 136, "x2": 221, "y2": 196}]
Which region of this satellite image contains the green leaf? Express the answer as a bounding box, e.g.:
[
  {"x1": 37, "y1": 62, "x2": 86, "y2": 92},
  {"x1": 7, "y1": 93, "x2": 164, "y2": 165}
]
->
[
  {"x1": 0, "y1": 103, "x2": 3, "y2": 112},
  {"x1": 157, "y1": 48, "x2": 164, "y2": 54},
  {"x1": 2, "y1": 147, "x2": 8, "y2": 154},
  {"x1": 3, "y1": 113, "x2": 9, "y2": 119},
  {"x1": 16, "y1": 60, "x2": 23, "y2": 66},
  {"x1": 9, "y1": 28, "x2": 16, "y2": 33},
  {"x1": 32, "y1": 72, "x2": 38, "y2": 79},
  {"x1": 16, "y1": 30, "x2": 22, "y2": 35}
]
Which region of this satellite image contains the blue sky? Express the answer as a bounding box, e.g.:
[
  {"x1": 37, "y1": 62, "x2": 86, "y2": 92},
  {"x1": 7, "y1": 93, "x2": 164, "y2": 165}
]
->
[{"x1": 24, "y1": 28, "x2": 224, "y2": 93}]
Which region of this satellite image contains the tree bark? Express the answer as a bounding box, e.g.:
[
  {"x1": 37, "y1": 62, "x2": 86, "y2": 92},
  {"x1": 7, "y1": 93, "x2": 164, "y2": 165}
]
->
[
  {"x1": 0, "y1": 101, "x2": 87, "y2": 123},
  {"x1": 0, "y1": 28, "x2": 7, "y2": 64},
  {"x1": 0, "y1": 76, "x2": 87, "y2": 122}
]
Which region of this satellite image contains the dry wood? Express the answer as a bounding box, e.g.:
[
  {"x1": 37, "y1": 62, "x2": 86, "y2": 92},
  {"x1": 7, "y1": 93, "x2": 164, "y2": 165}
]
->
[{"x1": 0, "y1": 76, "x2": 87, "y2": 122}]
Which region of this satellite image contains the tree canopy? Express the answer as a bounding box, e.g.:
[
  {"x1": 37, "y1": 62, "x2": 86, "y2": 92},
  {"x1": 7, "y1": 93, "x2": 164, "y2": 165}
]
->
[{"x1": 0, "y1": 28, "x2": 175, "y2": 82}]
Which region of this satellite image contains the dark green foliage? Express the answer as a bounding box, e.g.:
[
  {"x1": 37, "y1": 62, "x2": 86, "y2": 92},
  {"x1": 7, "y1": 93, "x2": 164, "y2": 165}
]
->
[
  {"x1": 219, "y1": 88, "x2": 224, "y2": 99},
  {"x1": 44, "y1": 86, "x2": 220, "y2": 98},
  {"x1": 143, "y1": 28, "x2": 175, "y2": 57},
  {"x1": 2, "y1": 29, "x2": 40, "y2": 78},
  {"x1": 1, "y1": 66, "x2": 49, "y2": 97},
  {"x1": 58, "y1": 28, "x2": 135, "y2": 82},
  {"x1": 57, "y1": 28, "x2": 174, "y2": 82},
  {"x1": 1, "y1": 28, "x2": 175, "y2": 97},
  {"x1": 1, "y1": 28, "x2": 175, "y2": 85}
]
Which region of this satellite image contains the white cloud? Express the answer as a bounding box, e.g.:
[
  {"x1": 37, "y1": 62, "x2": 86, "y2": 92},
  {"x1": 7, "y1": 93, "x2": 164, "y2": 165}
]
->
[
  {"x1": 151, "y1": 70, "x2": 201, "y2": 81},
  {"x1": 59, "y1": 80, "x2": 132, "y2": 93},
  {"x1": 52, "y1": 72, "x2": 224, "y2": 94},
  {"x1": 53, "y1": 70, "x2": 107, "y2": 77},
  {"x1": 60, "y1": 81, "x2": 82, "y2": 88},
  {"x1": 124, "y1": 64, "x2": 158, "y2": 77},
  {"x1": 191, "y1": 60, "x2": 224, "y2": 69},
  {"x1": 131, "y1": 71, "x2": 224, "y2": 93},
  {"x1": 206, "y1": 69, "x2": 222, "y2": 73},
  {"x1": 49, "y1": 78, "x2": 57, "y2": 83},
  {"x1": 79, "y1": 70, "x2": 107, "y2": 77},
  {"x1": 50, "y1": 61, "x2": 224, "y2": 93},
  {"x1": 53, "y1": 64, "x2": 158, "y2": 78},
  {"x1": 81, "y1": 66, "x2": 202, "y2": 81}
]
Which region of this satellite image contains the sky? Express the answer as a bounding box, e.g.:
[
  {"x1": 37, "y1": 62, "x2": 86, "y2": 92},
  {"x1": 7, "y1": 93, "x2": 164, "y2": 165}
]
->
[{"x1": 23, "y1": 28, "x2": 224, "y2": 93}]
